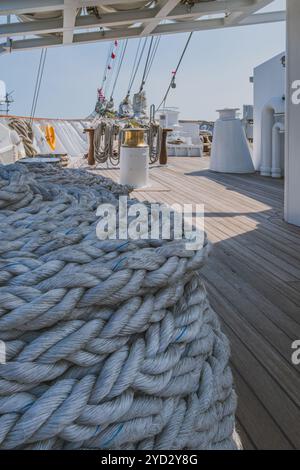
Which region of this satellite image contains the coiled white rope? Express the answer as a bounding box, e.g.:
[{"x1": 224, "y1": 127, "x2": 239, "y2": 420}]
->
[
  {"x1": 0, "y1": 162, "x2": 238, "y2": 450},
  {"x1": 8, "y1": 118, "x2": 38, "y2": 157},
  {"x1": 93, "y1": 119, "x2": 162, "y2": 166},
  {"x1": 93, "y1": 120, "x2": 121, "y2": 166}
]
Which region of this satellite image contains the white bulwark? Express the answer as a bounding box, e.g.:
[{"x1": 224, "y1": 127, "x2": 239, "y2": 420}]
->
[{"x1": 285, "y1": 0, "x2": 300, "y2": 227}]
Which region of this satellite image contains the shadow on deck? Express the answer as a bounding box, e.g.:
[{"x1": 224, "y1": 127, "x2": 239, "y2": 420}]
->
[{"x1": 93, "y1": 156, "x2": 300, "y2": 450}]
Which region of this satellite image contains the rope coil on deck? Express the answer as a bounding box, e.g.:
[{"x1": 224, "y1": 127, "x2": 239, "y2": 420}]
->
[
  {"x1": 93, "y1": 119, "x2": 162, "y2": 166},
  {"x1": 94, "y1": 120, "x2": 121, "y2": 166},
  {"x1": 0, "y1": 162, "x2": 237, "y2": 450},
  {"x1": 8, "y1": 118, "x2": 38, "y2": 157}
]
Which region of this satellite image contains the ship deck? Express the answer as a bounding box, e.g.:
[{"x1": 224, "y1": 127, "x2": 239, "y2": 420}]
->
[{"x1": 89, "y1": 156, "x2": 300, "y2": 450}]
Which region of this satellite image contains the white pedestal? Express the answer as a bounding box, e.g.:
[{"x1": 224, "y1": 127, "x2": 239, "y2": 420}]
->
[
  {"x1": 210, "y1": 108, "x2": 254, "y2": 173},
  {"x1": 119, "y1": 146, "x2": 149, "y2": 188},
  {"x1": 285, "y1": 0, "x2": 300, "y2": 226}
]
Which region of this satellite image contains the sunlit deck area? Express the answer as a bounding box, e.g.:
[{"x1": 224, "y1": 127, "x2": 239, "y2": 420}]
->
[{"x1": 90, "y1": 156, "x2": 300, "y2": 450}]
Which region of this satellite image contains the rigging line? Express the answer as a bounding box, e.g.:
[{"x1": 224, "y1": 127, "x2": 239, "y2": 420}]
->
[
  {"x1": 101, "y1": 42, "x2": 114, "y2": 89},
  {"x1": 31, "y1": 48, "x2": 47, "y2": 121},
  {"x1": 100, "y1": 44, "x2": 112, "y2": 90},
  {"x1": 127, "y1": 38, "x2": 142, "y2": 92},
  {"x1": 30, "y1": 48, "x2": 45, "y2": 120},
  {"x1": 110, "y1": 39, "x2": 128, "y2": 100},
  {"x1": 104, "y1": 44, "x2": 117, "y2": 95},
  {"x1": 139, "y1": 35, "x2": 154, "y2": 92},
  {"x1": 144, "y1": 35, "x2": 161, "y2": 83},
  {"x1": 103, "y1": 44, "x2": 118, "y2": 96},
  {"x1": 127, "y1": 37, "x2": 148, "y2": 95},
  {"x1": 156, "y1": 32, "x2": 193, "y2": 111},
  {"x1": 147, "y1": 36, "x2": 160, "y2": 73}
]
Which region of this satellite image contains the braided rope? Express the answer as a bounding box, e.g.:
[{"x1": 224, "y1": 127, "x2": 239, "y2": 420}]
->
[
  {"x1": 8, "y1": 119, "x2": 38, "y2": 157},
  {"x1": 94, "y1": 120, "x2": 121, "y2": 166},
  {"x1": 0, "y1": 162, "x2": 238, "y2": 450},
  {"x1": 93, "y1": 119, "x2": 162, "y2": 166},
  {"x1": 148, "y1": 122, "x2": 162, "y2": 164}
]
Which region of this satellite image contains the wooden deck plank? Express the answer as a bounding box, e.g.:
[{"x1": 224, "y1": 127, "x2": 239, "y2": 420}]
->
[
  {"x1": 202, "y1": 257, "x2": 300, "y2": 358},
  {"x1": 91, "y1": 156, "x2": 300, "y2": 450},
  {"x1": 208, "y1": 283, "x2": 299, "y2": 448},
  {"x1": 212, "y1": 246, "x2": 300, "y2": 329},
  {"x1": 235, "y1": 418, "x2": 257, "y2": 450},
  {"x1": 203, "y1": 275, "x2": 300, "y2": 408},
  {"x1": 232, "y1": 367, "x2": 293, "y2": 450}
]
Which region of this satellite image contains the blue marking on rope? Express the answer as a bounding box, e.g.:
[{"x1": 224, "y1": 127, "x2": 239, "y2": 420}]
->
[
  {"x1": 22, "y1": 401, "x2": 35, "y2": 412},
  {"x1": 117, "y1": 241, "x2": 129, "y2": 250},
  {"x1": 176, "y1": 326, "x2": 187, "y2": 342},
  {"x1": 2, "y1": 262, "x2": 21, "y2": 269},
  {"x1": 103, "y1": 423, "x2": 124, "y2": 446},
  {"x1": 112, "y1": 257, "x2": 126, "y2": 271},
  {"x1": 93, "y1": 425, "x2": 101, "y2": 437}
]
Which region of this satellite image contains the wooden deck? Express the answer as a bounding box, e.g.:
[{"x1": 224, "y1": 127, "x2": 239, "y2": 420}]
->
[{"x1": 91, "y1": 156, "x2": 300, "y2": 450}]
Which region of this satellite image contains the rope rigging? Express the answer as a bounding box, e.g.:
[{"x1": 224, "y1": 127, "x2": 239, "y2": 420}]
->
[
  {"x1": 94, "y1": 35, "x2": 161, "y2": 119},
  {"x1": 139, "y1": 36, "x2": 154, "y2": 92},
  {"x1": 129, "y1": 35, "x2": 161, "y2": 119},
  {"x1": 99, "y1": 41, "x2": 118, "y2": 94},
  {"x1": 103, "y1": 43, "x2": 118, "y2": 98},
  {"x1": 93, "y1": 119, "x2": 162, "y2": 166},
  {"x1": 127, "y1": 39, "x2": 142, "y2": 95},
  {"x1": 109, "y1": 39, "x2": 128, "y2": 101},
  {"x1": 100, "y1": 42, "x2": 113, "y2": 91},
  {"x1": 93, "y1": 35, "x2": 163, "y2": 161},
  {"x1": 156, "y1": 32, "x2": 193, "y2": 111},
  {"x1": 126, "y1": 38, "x2": 148, "y2": 97},
  {"x1": 30, "y1": 48, "x2": 47, "y2": 123},
  {"x1": 144, "y1": 35, "x2": 161, "y2": 83},
  {"x1": 95, "y1": 40, "x2": 118, "y2": 114},
  {"x1": 139, "y1": 35, "x2": 161, "y2": 92}
]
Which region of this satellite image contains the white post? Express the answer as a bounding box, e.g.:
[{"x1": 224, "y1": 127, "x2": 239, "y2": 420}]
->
[{"x1": 285, "y1": 0, "x2": 300, "y2": 226}]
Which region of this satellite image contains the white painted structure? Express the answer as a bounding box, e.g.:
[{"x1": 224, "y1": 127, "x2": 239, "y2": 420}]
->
[
  {"x1": 158, "y1": 107, "x2": 180, "y2": 130},
  {"x1": 272, "y1": 117, "x2": 284, "y2": 178},
  {"x1": 210, "y1": 108, "x2": 254, "y2": 173},
  {"x1": 0, "y1": 80, "x2": 6, "y2": 103},
  {"x1": 120, "y1": 146, "x2": 149, "y2": 188},
  {"x1": 0, "y1": 121, "x2": 25, "y2": 164},
  {"x1": 285, "y1": 0, "x2": 300, "y2": 226},
  {"x1": 260, "y1": 96, "x2": 285, "y2": 177},
  {"x1": 158, "y1": 108, "x2": 203, "y2": 157},
  {"x1": 0, "y1": 1, "x2": 284, "y2": 54},
  {"x1": 242, "y1": 104, "x2": 253, "y2": 141},
  {"x1": 253, "y1": 52, "x2": 285, "y2": 171},
  {"x1": 179, "y1": 121, "x2": 202, "y2": 146}
]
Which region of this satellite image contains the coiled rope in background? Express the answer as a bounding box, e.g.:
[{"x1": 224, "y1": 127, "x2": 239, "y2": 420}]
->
[
  {"x1": 148, "y1": 122, "x2": 162, "y2": 164},
  {"x1": 0, "y1": 162, "x2": 238, "y2": 450},
  {"x1": 93, "y1": 120, "x2": 121, "y2": 166},
  {"x1": 93, "y1": 119, "x2": 162, "y2": 166},
  {"x1": 8, "y1": 118, "x2": 38, "y2": 157}
]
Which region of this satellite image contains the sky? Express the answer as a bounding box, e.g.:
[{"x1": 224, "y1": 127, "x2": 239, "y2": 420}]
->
[{"x1": 0, "y1": 0, "x2": 286, "y2": 121}]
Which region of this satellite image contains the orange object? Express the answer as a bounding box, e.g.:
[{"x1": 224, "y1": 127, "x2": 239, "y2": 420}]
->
[{"x1": 45, "y1": 125, "x2": 56, "y2": 151}]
